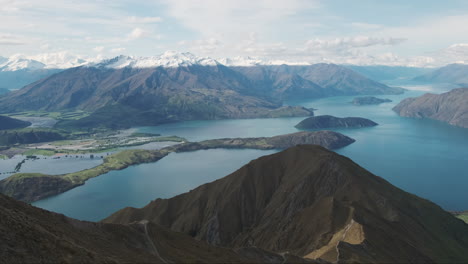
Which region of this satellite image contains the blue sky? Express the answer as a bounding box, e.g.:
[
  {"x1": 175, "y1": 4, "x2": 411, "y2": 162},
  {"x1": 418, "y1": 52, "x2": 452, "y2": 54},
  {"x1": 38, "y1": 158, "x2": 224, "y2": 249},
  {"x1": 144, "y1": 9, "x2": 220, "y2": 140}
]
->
[{"x1": 1, "y1": 0, "x2": 468, "y2": 66}]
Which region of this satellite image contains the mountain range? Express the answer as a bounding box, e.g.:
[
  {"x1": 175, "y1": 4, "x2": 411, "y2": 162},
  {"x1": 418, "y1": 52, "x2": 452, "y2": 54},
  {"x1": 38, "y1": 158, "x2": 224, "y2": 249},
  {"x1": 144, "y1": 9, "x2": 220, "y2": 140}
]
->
[
  {"x1": 346, "y1": 65, "x2": 432, "y2": 82},
  {"x1": 0, "y1": 52, "x2": 404, "y2": 129},
  {"x1": 412, "y1": 63, "x2": 468, "y2": 86}
]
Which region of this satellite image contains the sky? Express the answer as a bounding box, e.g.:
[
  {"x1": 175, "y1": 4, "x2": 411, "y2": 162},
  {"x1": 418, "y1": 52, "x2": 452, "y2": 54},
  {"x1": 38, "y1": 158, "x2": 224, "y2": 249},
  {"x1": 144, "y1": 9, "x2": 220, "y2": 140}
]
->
[{"x1": 2, "y1": 0, "x2": 468, "y2": 67}]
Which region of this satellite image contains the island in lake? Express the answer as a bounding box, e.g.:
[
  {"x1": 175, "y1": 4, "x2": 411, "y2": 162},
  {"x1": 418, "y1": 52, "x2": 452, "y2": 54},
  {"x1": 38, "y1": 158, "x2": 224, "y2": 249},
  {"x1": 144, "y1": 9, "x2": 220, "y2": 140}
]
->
[
  {"x1": 352, "y1": 96, "x2": 392, "y2": 105},
  {"x1": 295, "y1": 115, "x2": 378, "y2": 129}
]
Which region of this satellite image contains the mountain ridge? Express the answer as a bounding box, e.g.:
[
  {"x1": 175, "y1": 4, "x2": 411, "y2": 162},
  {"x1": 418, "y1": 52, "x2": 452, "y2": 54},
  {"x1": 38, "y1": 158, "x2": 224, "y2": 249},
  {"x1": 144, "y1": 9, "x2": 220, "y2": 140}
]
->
[
  {"x1": 0, "y1": 61, "x2": 402, "y2": 129},
  {"x1": 104, "y1": 144, "x2": 468, "y2": 263}
]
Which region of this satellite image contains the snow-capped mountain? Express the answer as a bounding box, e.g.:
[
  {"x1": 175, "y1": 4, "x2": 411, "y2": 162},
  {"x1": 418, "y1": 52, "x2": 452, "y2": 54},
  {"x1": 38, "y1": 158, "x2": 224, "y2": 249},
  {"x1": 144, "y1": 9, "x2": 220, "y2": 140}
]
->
[
  {"x1": 1, "y1": 51, "x2": 316, "y2": 72},
  {"x1": 0, "y1": 55, "x2": 46, "y2": 72},
  {"x1": 94, "y1": 51, "x2": 219, "y2": 69},
  {"x1": 218, "y1": 56, "x2": 311, "y2": 67},
  {"x1": 0, "y1": 52, "x2": 92, "y2": 72}
]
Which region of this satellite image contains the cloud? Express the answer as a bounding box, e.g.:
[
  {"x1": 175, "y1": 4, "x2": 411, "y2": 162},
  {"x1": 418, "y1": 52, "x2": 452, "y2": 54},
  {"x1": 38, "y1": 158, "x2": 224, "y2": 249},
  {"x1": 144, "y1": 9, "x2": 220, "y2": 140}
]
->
[
  {"x1": 126, "y1": 16, "x2": 162, "y2": 24},
  {"x1": 304, "y1": 36, "x2": 406, "y2": 51},
  {"x1": 161, "y1": 0, "x2": 320, "y2": 37},
  {"x1": 127, "y1": 28, "x2": 149, "y2": 41},
  {"x1": 110, "y1": 47, "x2": 126, "y2": 53},
  {"x1": 0, "y1": 33, "x2": 26, "y2": 45},
  {"x1": 179, "y1": 38, "x2": 224, "y2": 53},
  {"x1": 93, "y1": 46, "x2": 105, "y2": 53}
]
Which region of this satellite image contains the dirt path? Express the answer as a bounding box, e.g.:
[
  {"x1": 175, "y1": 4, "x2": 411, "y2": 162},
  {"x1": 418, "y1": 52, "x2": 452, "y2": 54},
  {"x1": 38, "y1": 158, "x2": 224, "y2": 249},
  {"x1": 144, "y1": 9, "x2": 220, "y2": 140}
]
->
[{"x1": 139, "y1": 220, "x2": 168, "y2": 263}]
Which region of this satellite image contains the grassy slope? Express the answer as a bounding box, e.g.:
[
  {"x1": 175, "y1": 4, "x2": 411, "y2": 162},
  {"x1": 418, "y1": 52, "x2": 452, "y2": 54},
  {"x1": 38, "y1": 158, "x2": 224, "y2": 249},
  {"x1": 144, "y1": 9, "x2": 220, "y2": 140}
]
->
[{"x1": 457, "y1": 213, "x2": 468, "y2": 224}]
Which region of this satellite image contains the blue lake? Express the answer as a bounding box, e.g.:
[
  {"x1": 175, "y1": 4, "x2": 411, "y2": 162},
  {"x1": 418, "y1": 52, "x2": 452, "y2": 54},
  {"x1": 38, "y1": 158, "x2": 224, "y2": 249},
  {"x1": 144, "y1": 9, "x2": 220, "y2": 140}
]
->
[{"x1": 34, "y1": 89, "x2": 468, "y2": 221}]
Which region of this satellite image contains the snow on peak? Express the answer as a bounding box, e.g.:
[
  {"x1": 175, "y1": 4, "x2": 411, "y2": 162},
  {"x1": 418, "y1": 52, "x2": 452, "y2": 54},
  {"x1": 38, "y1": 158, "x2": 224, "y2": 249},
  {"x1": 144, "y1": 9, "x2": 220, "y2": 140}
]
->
[
  {"x1": 95, "y1": 51, "x2": 220, "y2": 69},
  {"x1": 218, "y1": 56, "x2": 311, "y2": 66},
  {"x1": 28, "y1": 52, "x2": 92, "y2": 69},
  {"x1": 0, "y1": 52, "x2": 92, "y2": 71},
  {"x1": 0, "y1": 55, "x2": 46, "y2": 71}
]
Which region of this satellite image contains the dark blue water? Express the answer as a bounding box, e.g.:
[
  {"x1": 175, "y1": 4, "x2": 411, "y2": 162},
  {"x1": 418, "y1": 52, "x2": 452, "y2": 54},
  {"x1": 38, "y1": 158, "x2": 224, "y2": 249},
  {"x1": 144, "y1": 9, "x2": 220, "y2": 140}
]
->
[
  {"x1": 33, "y1": 149, "x2": 276, "y2": 221},
  {"x1": 34, "y1": 89, "x2": 468, "y2": 221}
]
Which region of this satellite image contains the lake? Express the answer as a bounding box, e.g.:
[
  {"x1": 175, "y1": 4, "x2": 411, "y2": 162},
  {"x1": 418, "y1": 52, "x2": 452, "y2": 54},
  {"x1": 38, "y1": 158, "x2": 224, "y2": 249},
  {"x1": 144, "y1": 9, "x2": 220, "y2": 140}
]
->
[{"x1": 33, "y1": 89, "x2": 468, "y2": 221}]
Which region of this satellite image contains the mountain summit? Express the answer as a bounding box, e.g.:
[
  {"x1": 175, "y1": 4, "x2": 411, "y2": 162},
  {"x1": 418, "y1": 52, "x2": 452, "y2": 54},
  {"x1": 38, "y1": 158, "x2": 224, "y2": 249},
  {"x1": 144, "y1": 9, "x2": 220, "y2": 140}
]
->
[{"x1": 105, "y1": 145, "x2": 468, "y2": 263}]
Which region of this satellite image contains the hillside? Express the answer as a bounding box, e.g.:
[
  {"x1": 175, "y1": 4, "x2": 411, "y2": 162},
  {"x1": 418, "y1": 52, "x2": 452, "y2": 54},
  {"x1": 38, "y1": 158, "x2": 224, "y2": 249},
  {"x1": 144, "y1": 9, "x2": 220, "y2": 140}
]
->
[
  {"x1": 105, "y1": 145, "x2": 468, "y2": 263},
  {"x1": 393, "y1": 88, "x2": 468, "y2": 128},
  {"x1": 295, "y1": 115, "x2": 378, "y2": 129},
  {"x1": 0, "y1": 115, "x2": 31, "y2": 130},
  {"x1": 413, "y1": 63, "x2": 468, "y2": 85},
  {"x1": 0, "y1": 193, "x2": 310, "y2": 263},
  {"x1": 0, "y1": 128, "x2": 66, "y2": 146}
]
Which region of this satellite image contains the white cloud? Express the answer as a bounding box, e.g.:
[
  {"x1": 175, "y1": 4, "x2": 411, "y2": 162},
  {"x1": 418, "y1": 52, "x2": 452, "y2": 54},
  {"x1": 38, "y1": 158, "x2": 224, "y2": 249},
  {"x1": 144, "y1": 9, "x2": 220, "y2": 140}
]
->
[
  {"x1": 93, "y1": 46, "x2": 105, "y2": 53},
  {"x1": 126, "y1": 16, "x2": 162, "y2": 24},
  {"x1": 161, "y1": 0, "x2": 320, "y2": 37},
  {"x1": 110, "y1": 47, "x2": 126, "y2": 53},
  {"x1": 304, "y1": 36, "x2": 406, "y2": 51},
  {"x1": 127, "y1": 28, "x2": 149, "y2": 41},
  {"x1": 0, "y1": 33, "x2": 26, "y2": 45}
]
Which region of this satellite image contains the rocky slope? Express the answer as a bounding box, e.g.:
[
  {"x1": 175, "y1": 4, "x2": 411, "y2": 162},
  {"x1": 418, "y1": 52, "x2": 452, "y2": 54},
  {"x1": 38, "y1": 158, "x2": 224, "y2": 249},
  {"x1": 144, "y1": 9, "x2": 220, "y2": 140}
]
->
[
  {"x1": 0, "y1": 193, "x2": 311, "y2": 263},
  {"x1": 413, "y1": 63, "x2": 468, "y2": 85},
  {"x1": 0, "y1": 115, "x2": 31, "y2": 130},
  {"x1": 104, "y1": 145, "x2": 468, "y2": 263},
  {"x1": 295, "y1": 115, "x2": 378, "y2": 129},
  {"x1": 0, "y1": 131, "x2": 354, "y2": 203},
  {"x1": 351, "y1": 96, "x2": 392, "y2": 105},
  {"x1": 393, "y1": 88, "x2": 468, "y2": 128}
]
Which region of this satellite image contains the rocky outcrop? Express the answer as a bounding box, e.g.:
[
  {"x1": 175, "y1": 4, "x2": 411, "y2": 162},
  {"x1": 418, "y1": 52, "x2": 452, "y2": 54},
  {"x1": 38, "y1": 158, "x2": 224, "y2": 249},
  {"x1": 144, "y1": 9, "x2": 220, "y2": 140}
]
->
[
  {"x1": 351, "y1": 96, "x2": 392, "y2": 105},
  {"x1": 393, "y1": 88, "x2": 468, "y2": 128},
  {"x1": 295, "y1": 115, "x2": 378, "y2": 129},
  {"x1": 104, "y1": 145, "x2": 468, "y2": 263}
]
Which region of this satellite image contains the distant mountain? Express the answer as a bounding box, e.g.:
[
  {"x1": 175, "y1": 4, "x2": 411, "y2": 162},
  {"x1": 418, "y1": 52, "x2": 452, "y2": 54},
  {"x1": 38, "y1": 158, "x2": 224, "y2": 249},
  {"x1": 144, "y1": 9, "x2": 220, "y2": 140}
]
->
[
  {"x1": 105, "y1": 145, "x2": 468, "y2": 263},
  {"x1": 412, "y1": 63, "x2": 468, "y2": 86},
  {"x1": 0, "y1": 88, "x2": 10, "y2": 95},
  {"x1": 346, "y1": 65, "x2": 432, "y2": 82},
  {"x1": 295, "y1": 115, "x2": 378, "y2": 129},
  {"x1": 393, "y1": 88, "x2": 468, "y2": 128},
  {"x1": 0, "y1": 53, "x2": 91, "y2": 89},
  {"x1": 232, "y1": 64, "x2": 404, "y2": 100},
  {"x1": 0, "y1": 193, "x2": 308, "y2": 263},
  {"x1": 0, "y1": 69, "x2": 62, "y2": 90},
  {"x1": 0, "y1": 52, "x2": 403, "y2": 129},
  {"x1": 0, "y1": 115, "x2": 31, "y2": 130}
]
